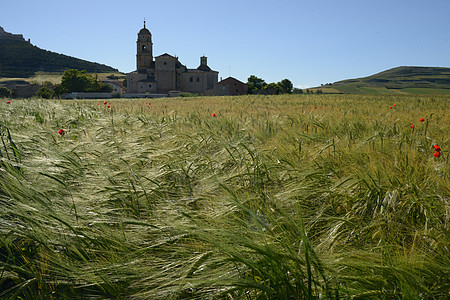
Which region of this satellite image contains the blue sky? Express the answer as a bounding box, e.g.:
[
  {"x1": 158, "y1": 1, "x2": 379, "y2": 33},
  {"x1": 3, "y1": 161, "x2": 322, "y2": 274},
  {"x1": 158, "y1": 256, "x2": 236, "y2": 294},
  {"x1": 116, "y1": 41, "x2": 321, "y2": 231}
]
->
[{"x1": 1, "y1": 0, "x2": 449, "y2": 87}]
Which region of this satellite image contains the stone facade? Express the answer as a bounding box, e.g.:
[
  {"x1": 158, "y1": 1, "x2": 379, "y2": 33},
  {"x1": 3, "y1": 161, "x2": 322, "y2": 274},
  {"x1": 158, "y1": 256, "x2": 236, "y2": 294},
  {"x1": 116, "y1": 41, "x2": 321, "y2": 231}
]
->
[{"x1": 127, "y1": 23, "x2": 218, "y2": 94}]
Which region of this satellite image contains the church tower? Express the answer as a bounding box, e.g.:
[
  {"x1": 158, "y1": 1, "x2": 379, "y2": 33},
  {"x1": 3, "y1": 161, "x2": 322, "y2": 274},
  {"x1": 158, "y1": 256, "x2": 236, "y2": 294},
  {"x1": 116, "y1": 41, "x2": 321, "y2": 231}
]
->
[{"x1": 136, "y1": 20, "x2": 153, "y2": 71}]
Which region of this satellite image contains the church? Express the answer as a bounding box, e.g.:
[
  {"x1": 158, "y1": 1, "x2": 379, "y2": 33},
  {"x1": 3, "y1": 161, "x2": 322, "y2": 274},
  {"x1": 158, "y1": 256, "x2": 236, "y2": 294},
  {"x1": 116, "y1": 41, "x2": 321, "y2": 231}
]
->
[{"x1": 126, "y1": 22, "x2": 218, "y2": 95}]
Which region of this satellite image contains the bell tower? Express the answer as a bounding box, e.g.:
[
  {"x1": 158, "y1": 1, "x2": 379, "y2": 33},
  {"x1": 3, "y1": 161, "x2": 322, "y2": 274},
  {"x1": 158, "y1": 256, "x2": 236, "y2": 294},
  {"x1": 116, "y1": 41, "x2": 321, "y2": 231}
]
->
[{"x1": 136, "y1": 20, "x2": 153, "y2": 71}]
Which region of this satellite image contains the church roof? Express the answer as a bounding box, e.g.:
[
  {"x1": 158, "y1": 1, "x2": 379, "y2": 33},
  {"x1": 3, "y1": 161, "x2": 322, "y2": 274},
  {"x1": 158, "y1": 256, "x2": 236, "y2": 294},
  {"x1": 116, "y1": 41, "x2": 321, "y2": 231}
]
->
[
  {"x1": 197, "y1": 65, "x2": 212, "y2": 72},
  {"x1": 138, "y1": 21, "x2": 151, "y2": 35},
  {"x1": 139, "y1": 27, "x2": 151, "y2": 35}
]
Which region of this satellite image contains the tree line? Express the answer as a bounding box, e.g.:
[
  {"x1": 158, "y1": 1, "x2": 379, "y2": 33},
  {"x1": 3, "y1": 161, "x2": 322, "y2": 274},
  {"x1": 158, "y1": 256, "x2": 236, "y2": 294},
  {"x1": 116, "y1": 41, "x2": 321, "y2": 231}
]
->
[
  {"x1": 246, "y1": 75, "x2": 307, "y2": 95},
  {"x1": 36, "y1": 69, "x2": 113, "y2": 99}
]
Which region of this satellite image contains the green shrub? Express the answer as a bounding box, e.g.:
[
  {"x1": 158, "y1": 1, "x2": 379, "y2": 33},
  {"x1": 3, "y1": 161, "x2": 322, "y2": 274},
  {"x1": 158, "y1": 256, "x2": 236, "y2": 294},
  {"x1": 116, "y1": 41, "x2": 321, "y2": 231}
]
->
[{"x1": 0, "y1": 86, "x2": 12, "y2": 98}]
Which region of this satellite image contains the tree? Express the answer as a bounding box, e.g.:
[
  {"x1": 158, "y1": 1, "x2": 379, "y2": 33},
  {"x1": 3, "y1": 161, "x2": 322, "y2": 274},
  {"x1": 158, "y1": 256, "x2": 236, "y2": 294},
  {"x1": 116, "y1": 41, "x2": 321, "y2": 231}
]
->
[
  {"x1": 263, "y1": 82, "x2": 283, "y2": 95},
  {"x1": 36, "y1": 86, "x2": 56, "y2": 99},
  {"x1": 247, "y1": 75, "x2": 266, "y2": 94},
  {"x1": 60, "y1": 69, "x2": 96, "y2": 93},
  {"x1": 59, "y1": 69, "x2": 112, "y2": 94},
  {"x1": 53, "y1": 84, "x2": 68, "y2": 96},
  {"x1": 0, "y1": 87, "x2": 12, "y2": 98},
  {"x1": 279, "y1": 79, "x2": 293, "y2": 94}
]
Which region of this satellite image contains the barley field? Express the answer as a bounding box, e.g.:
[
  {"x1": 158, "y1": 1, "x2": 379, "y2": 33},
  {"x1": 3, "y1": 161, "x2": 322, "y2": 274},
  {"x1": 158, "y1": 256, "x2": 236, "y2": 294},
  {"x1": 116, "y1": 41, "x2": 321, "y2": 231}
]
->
[{"x1": 0, "y1": 94, "x2": 449, "y2": 299}]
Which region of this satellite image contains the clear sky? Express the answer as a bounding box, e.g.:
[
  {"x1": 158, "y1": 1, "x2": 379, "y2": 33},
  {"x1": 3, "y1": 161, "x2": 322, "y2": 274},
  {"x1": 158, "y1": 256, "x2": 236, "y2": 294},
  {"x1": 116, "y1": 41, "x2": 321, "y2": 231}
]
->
[{"x1": 1, "y1": 0, "x2": 449, "y2": 88}]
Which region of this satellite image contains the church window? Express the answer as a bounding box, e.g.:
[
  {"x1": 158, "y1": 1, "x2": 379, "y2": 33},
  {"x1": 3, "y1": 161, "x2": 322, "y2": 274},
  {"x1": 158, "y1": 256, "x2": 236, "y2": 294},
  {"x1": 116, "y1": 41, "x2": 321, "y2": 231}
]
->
[
  {"x1": 164, "y1": 62, "x2": 167, "y2": 66},
  {"x1": 142, "y1": 45, "x2": 146, "y2": 51},
  {"x1": 190, "y1": 77, "x2": 193, "y2": 82},
  {"x1": 149, "y1": 84, "x2": 152, "y2": 88}
]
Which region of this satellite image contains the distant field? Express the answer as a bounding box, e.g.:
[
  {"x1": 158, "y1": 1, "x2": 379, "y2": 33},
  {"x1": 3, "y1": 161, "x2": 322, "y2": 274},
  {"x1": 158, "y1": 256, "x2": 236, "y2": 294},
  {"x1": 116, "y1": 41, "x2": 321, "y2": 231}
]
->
[
  {"x1": 400, "y1": 87, "x2": 450, "y2": 95},
  {"x1": 0, "y1": 71, "x2": 125, "y2": 85},
  {"x1": 328, "y1": 84, "x2": 450, "y2": 95},
  {"x1": 327, "y1": 67, "x2": 450, "y2": 95},
  {"x1": 1, "y1": 94, "x2": 449, "y2": 299}
]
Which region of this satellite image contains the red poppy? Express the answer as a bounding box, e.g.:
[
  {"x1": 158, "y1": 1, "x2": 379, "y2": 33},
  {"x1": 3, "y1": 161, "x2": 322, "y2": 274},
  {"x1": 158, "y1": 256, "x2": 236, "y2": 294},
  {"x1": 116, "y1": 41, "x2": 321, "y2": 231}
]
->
[
  {"x1": 107, "y1": 105, "x2": 110, "y2": 108},
  {"x1": 6, "y1": 101, "x2": 11, "y2": 104},
  {"x1": 393, "y1": 104, "x2": 396, "y2": 107},
  {"x1": 314, "y1": 107, "x2": 317, "y2": 109},
  {"x1": 390, "y1": 106, "x2": 393, "y2": 109},
  {"x1": 433, "y1": 151, "x2": 441, "y2": 158},
  {"x1": 433, "y1": 145, "x2": 441, "y2": 152},
  {"x1": 212, "y1": 113, "x2": 217, "y2": 117},
  {"x1": 58, "y1": 129, "x2": 65, "y2": 136},
  {"x1": 410, "y1": 124, "x2": 414, "y2": 129},
  {"x1": 148, "y1": 102, "x2": 151, "y2": 106},
  {"x1": 103, "y1": 101, "x2": 107, "y2": 104},
  {"x1": 419, "y1": 118, "x2": 425, "y2": 122}
]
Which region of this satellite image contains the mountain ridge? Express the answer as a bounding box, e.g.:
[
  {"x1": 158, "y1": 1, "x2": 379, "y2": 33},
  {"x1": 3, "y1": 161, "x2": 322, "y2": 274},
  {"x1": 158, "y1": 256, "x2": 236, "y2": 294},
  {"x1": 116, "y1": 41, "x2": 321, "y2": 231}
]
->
[
  {"x1": 0, "y1": 26, "x2": 118, "y2": 77},
  {"x1": 323, "y1": 66, "x2": 450, "y2": 94}
]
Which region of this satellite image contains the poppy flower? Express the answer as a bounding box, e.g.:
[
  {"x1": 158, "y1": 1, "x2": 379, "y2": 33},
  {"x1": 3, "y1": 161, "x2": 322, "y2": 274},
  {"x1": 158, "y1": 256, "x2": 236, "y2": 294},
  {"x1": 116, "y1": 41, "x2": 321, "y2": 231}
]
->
[
  {"x1": 58, "y1": 129, "x2": 65, "y2": 136},
  {"x1": 148, "y1": 102, "x2": 151, "y2": 106},
  {"x1": 107, "y1": 105, "x2": 110, "y2": 108},
  {"x1": 433, "y1": 151, "x2": 441, "y2": 158},
  {"x1": 410, "y1": 124, "x2": 414, "y2": 129},
  {"x1": 419, "y1": 118, "x2": 425, "y2": 122},
  {"x1": 433, "y1": 145, "x2": 441, "y2": 152},
  {"x1": 212, "y1": 113, "x2": 217, "y2": 117},
  {"x1": 6, "y1": 101, "x2": 11, "y2": 104},
  {"x1": 390, "y1": 106, "x2": 393, "y2": 109},
  {"x1": 393, "y1": 104, "x2": 396, "y2": 107},
  {"x1": 103, "y1": 101, "x2": 107, "y2": 104},
  {"x1": 314, "y1": 107, "x2": 317, "y2": 109}
]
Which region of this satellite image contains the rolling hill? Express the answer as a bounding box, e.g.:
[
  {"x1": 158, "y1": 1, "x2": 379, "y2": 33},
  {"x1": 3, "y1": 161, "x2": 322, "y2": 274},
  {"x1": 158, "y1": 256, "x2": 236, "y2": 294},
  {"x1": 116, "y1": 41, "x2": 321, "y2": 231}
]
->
[
  {"x1": 320, "y1": 66, "x2": 450, "y2": 94},
  {"x1": 0, "y1": 26, "x2": 118, "y2": 78}
]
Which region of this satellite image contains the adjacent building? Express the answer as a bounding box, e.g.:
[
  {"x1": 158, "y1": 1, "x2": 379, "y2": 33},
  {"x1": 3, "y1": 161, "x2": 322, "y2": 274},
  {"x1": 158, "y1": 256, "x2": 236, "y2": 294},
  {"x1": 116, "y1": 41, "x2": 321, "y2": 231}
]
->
[
  {"x1": 215, "y1": 77, "x2": 248, "y2": 96},
  {"x1": 127, "y1": 22, "x2": 218, "y2": 95}
]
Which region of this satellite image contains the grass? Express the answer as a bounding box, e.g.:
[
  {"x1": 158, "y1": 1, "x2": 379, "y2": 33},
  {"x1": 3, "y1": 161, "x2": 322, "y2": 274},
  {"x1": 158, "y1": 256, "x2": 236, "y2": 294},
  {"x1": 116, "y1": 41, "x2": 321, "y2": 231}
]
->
[{"x1": 1, "y1": 94, "x2": 449, "y2": 299}]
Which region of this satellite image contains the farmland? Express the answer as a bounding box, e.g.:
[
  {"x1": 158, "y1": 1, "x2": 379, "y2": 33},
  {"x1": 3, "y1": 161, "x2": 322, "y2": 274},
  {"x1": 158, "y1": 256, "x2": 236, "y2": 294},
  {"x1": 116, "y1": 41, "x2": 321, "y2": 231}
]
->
[{"x1": 0, "y1": 94, "x2": 449, "y2": 299}]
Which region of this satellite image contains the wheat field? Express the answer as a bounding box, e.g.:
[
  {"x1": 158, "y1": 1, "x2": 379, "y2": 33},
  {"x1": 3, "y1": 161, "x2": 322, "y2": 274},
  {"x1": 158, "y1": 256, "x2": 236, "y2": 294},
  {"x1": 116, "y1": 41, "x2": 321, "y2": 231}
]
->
[{"x1": 0, "y1": 94, "x2": 449, "y2": 299}]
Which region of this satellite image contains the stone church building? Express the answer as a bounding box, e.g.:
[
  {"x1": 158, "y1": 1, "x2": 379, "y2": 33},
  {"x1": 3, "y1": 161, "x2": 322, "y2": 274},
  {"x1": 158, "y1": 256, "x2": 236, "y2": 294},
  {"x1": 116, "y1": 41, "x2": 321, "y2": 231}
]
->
[{"x1": 127, "y1": 22, "x2": 218, "y2": 95}]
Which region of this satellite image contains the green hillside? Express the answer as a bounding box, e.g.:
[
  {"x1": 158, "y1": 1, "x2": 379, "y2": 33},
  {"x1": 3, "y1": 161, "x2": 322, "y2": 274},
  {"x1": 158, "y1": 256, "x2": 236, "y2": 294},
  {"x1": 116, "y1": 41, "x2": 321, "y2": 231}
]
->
[
  {"x1": 0, "y1": 38, "x2": 118, "y2": 78},
  {"x1": 323, "y1": 66, "x2": 450, "y2": 94}
]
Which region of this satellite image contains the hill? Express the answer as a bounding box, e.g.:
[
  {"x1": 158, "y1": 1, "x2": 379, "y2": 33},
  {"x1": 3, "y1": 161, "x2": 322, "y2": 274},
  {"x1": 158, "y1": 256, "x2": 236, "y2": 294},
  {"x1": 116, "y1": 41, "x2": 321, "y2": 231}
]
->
[
  {"x1": 0, "y1": 26, "x2": 118, "y2": 78},
  {"x1": 319, "y1": 66, "x2": 450, "y2": 94}
]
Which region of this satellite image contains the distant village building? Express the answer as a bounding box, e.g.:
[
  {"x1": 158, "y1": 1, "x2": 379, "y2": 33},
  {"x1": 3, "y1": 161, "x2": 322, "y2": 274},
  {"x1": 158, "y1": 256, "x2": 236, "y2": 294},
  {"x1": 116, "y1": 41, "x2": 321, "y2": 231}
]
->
[
  {"x1": 127, "y1": 22, "x2": 218, "y2": 95},
  {"x1": 0, "y1": 80, "x2": 40, "y2": 98},
  {"x1": 215, "y1": 77, "x2": 248, "y2": 96},
  {"x1": 101, "y1": 79, "x2": 124, "y2": 93}
]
